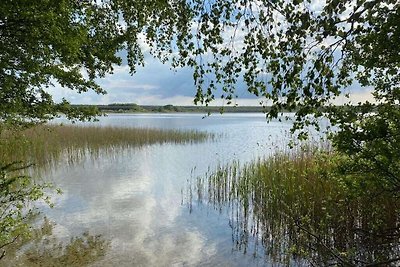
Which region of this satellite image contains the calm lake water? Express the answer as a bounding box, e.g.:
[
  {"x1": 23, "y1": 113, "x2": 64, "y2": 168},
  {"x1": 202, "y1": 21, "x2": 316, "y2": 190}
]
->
[{"x1": 40, "y1": 113, "x2": 294, "y2": 266}]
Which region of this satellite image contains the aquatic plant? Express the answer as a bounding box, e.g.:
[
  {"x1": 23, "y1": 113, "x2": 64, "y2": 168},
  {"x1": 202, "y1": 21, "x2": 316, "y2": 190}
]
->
[
  {"x1": 0, "y1": 123, "x2": 212, "y2": 259},
  {"x1": 0, "y1": 124, "x2": 213, "y2": 168},
  {"x1": 191, "y1": 147, "x2": 400, "y2": 266}
]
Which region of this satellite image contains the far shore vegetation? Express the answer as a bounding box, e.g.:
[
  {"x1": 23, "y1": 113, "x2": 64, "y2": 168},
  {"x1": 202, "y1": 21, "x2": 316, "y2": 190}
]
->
[
  {"x1": 73, "y1": 103, "x2": 383, "y2": 118},
  {"x1": 73, "y1": 103, "x2": 267, "y2": 114}
]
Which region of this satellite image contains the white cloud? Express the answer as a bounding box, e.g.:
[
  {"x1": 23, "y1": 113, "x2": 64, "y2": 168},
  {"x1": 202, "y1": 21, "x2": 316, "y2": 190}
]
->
[{"x1": 333, "y1": 88, "x2": 375, "y2": 105}]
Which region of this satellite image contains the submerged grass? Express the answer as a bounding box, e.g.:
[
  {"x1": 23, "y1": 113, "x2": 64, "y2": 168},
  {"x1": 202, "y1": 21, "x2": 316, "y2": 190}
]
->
[
  {"x1": 1, "y1": 218, "x2": 110, "y2": 267},
  {"x1": 0, "y1": 124, "x2": 213, "y2": 168},
  {"x1": 192, "y1": 147, "x2": 400, "y2": 266}
]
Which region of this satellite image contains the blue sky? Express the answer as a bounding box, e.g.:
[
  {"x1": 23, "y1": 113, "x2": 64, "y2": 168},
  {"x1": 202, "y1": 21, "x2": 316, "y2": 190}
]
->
[
  {"x1": 47, "y1": 54, "x2": 374, "y2": 106},
  {"x1": 46, "y1": 0, "x2": 375, "y2": 107},
  {"x1": 49, "y1": 57, "x2": 200, "y2": 105},
  {"x1": 48, "y1": 54, "x2": 264, "y2": 106}
]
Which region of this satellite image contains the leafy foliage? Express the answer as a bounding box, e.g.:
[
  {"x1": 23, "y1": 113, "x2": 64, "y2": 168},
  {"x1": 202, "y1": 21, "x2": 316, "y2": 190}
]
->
[
  {"x1": 0, "y1": 1, "x2": 113, "y2": 126},
  {"x1": 0, "y1": 0, "x2": 192, "y2": 127},
  {"x1": 2, "y1": 0, "x2": 398, "y2": 137},
  {"x1": 177, "y1": 0, "x2": 399, "y2": 129},
  {"x1": 1, "y1": 218, "x2": 110, "y2": 266},
  {"x1": 0, "y1": 162, "x2": 53, "y2": 258},
  {"x1": 329, "y1": 103, "x2": 400, "y2": 190},
  {"x1": 169, "y1": 0, "x2": 399, "y2": 189},
  {"x1": 0, "y1": 0, "x2": 399, "y2": 263}
]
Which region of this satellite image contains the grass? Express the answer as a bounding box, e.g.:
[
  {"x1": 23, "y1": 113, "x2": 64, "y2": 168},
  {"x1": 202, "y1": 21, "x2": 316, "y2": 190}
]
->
[
  {"x1": 191, "y1": 147, "x2": 400, "y2": 266},
  {"x1": 0, "y1": 123, "x2": 214, "y2": 264},
  {"x1": 0, "y1": 124, "x2": 213, "y2": 168}
]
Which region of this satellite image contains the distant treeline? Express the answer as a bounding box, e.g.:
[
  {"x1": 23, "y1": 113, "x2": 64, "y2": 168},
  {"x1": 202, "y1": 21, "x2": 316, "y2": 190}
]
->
[
  {"x1": 72, "y1": 103, "x2": 375, "y2": 114},
  {"x1": 72, "y1": 103, "x2": 267, "y2": 113}
]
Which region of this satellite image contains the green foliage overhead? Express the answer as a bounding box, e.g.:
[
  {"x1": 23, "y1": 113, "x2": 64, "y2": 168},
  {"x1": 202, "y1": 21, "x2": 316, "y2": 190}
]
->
[
  {"x1": 1, "y1": 0, "x2": 399, "y2": 185},
  {"x1": 180, "y1": 0, "x2": 399, "y2": 133},
  {"x1": 0, "y1": 0, "x2": 191, "y2": 127},
  {"x1": 0, "y1": 0, "x2": 399, "y2": 262},
  {"x1": 2, "y1": 0, "x2": 398, "y2": 127},
  {"x1": 0, "y1": 1, "x2": 111, "y2": 126}
]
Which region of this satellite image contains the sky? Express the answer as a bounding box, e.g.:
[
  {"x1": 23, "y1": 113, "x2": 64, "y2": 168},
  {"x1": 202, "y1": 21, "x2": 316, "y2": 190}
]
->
[
  {"x1": 47, "y1": 54, "x2": 265, "y2": 106},
  {"x1": 46, "y1": 0, "x2": 375, "y2": 107},
  {"x1": 47, "y1": 53, "x2": 374, "y2": 107}
]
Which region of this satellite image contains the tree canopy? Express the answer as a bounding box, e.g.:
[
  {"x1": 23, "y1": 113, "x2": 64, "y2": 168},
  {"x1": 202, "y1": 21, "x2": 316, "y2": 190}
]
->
[
  {"x1": 1, "y1": 0, "x2": 398, "y2": 262},
  {"x1": 1, "y1": 0, "x2": 398, "y2": 123},
  {"x1": 1, "y1": 0, "x2": 399, "y2": 184},
  {"x1": 0, "y1": 0, "x2": 194, "y2": 127}
]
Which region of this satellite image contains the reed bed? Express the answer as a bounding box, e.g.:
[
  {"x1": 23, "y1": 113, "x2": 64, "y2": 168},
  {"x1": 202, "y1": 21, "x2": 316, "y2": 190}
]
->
[
  {"x1": 192, "y1": 147, "x2": 400, "y2": 266},
  {"x1": 0, "y1": 124, "x2": 213, "y2": 168}
]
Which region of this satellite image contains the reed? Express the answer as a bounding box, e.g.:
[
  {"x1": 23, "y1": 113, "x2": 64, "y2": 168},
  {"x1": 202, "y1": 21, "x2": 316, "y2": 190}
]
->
[
  {"x1": 192, "y1": 147, "x2": 400, "y2": 266},
  {"x1": 0, "y1": 124, "x2": 213, "y2": 168}
]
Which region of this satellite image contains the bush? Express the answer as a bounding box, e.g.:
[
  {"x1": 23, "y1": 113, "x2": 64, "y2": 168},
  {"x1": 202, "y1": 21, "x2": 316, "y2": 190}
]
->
[{"x1": 0, "y1": 162, "x2": 53, "y2": 258}]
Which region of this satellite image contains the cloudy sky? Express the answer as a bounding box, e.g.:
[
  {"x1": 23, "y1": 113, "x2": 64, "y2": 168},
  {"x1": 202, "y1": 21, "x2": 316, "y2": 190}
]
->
[
  {"x1": 47, "y1": 53, "x2": 374, "y2": 107},
  {"x1": 48, "y1": 53, "x2": 267, "y2": 106},
  {"x1": 46, "y1": 1, "x2": 375, "y2": 107}
]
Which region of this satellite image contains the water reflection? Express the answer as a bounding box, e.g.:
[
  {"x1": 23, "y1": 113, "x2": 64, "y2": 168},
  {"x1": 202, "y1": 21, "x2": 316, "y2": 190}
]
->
[
  {"x1": 36, "y1": 113, "x2": 295, "y2": 266},
  {"x1": 189, "y1": 155, "x2": 400, "y2": 266},
  {"x1": 2, "y1": 218, "x2": 110, "y2": 266}
]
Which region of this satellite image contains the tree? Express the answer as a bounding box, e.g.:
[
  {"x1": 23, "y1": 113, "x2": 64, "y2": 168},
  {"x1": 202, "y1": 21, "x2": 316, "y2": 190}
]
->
[
  {"x1": 1, "y1": 0, "x2": 399, "y2": 190},
  {"x1": 0, "y1": 0, "x2": 191, "y2": 127},
  {"x1": 0, "y1": 0, "x2": 194, "y2": 255},
  {"x1": 4, "y1": 0, "x2": 397, "y2": 133},
  {"x1": 1, "y1": 1, "x2": 102, "y2": 126},
  {"x1": 174, "y1": 0, "x2": 400, "y2": 190},
  {"x1": 0, "y1": 0, "x2": 399, "y2": 261},
  {"x1": 0, "y1": 1, "x2": 399, "y2": 192},
  {"x1": 0, "y1": 0, "x2": 398, "y2": 182}
]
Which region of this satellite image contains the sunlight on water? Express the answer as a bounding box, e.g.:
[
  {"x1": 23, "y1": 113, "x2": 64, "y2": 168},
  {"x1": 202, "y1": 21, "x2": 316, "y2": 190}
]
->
[{"x1": 34, "y1": 113, "x2": 295, "y2": 266}]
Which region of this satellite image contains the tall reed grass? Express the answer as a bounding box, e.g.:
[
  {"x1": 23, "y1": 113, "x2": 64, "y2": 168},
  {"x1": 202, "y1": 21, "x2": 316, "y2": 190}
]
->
[
  {"x1": 0, "y1": 124, "x2": 213, "y2": 168},
  {"x1": 191, "y1": 147, "x2": 400, "y2": 266}
]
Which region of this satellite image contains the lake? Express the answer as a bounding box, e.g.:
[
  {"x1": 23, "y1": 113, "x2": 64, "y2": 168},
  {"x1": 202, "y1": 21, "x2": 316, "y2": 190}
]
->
[{"x1": 40, "y1": 113, "x2": 294, "y2": 266}]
